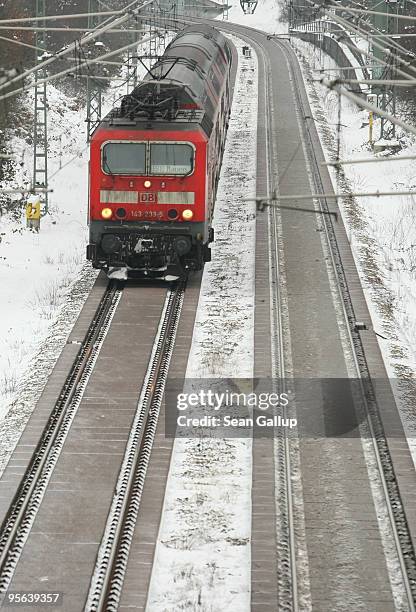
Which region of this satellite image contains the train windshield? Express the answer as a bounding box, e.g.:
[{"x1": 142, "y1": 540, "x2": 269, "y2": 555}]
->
[
  {"x1": 102, "y1": 142, "x2": 146, "y2": 174},
  {"x1": 150, "y1": 143, "x2": 194, "y2": 175}
]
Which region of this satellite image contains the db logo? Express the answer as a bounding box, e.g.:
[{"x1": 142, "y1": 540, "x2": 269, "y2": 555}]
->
[{"x1": 139, "y1": 192, "x2": 157, "y2": 203}]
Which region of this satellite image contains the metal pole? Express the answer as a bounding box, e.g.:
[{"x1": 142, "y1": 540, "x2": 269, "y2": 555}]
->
[
  {"x1": 126, "y1": 21, "x2": 141, "y2": 94},
  {"x1": 33, "y1": 0, "x2": 48, "y2": 214},
  {"x1": 86, "y1": 0, "x2": 103, "y2": 141},
  {"x1": 370, "y1": 0, "x2": 402, "y2": 141}
]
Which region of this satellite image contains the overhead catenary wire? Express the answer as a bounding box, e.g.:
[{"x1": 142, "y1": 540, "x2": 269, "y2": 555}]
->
[
  {"x1": 0, "y1": 0, "x2": 155, "y2": 95},
  {"x1": 333, "y1": 34, "x2": 410, "y2": 78},
  {"x1": 322, "y1": 154, "x2": 416, "y2": 166},
  {"x1": 330, "y1": 4, "x2": 416, "y2": 23},
  {"x1": 306, "y1": 31, "x2": 416, "y2": 38},
  {"x1": 66, "y1": 58, "x2": 130, "y2": 66},
  {"x1": 0, "y1": 187, "x2": 52, "y2": 194},
  {"x1": 0, "y1": 32, "x2": 161, "y2": 103},
  {"x1": 250, "y1": 189, "x2": 416, "y2": 202},
  {"x1": 309, "y1": 8, "x2": 410, "y2": 68},
  {"x1": 0, "y1": 10, "x2": 123, "y2": 25},
  {"x1": 303, "y1": 2, "x2": 416, "y2": 80},
  {"x1": 0, "y1": 33, "x2": 46, "y2": 53},
  {"x1": 312, "y1": 63, "x2": 386, "y2": 71},
  {"x1": 326, "y1": 0, "x2": 416, "y2": 66},
  {"x1": 321, "y1": 77, "x2": 416, "y2": 86},
  {"x1": 327, "y1": 10, "x2": 416, "y2": 77},
  {"x1": 321, "y1": 76, "x2": 416, "y2": 137},
  {"x1": 0, "y1": 26, "x2": 147, "y2": 32},
  {"x1": 63, "y1": 73, "x2": 132, "y2": 81},
  {"x1": 295, "y1": 23, "x2": 415, "y2": 82}
]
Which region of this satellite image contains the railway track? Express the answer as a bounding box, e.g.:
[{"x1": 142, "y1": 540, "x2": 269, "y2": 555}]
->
[
  {"x1": 261, "y1": 29, "x2": 416, "y2": 609},
  {"x1": 215, "y1": 20, "x2": 416, "y2": 611},
  {"x1": 263, "y1": 45, "x2": 299, "y2": 610},
  {"x1": 0, "y1": 278, "x2": 189, "y2": 611},
  {"x1": 0, "y1": 19, "x2": 415, "y2": 612},
  {"x1": 0, "y1": 280, "x2": 124, "y2": 595},
  {"x1": 86, "y1": 283, "x2": 185, "y2": 611},
  {"x1": 280, "y1": 36, "x2": 416, "y2": 609}
]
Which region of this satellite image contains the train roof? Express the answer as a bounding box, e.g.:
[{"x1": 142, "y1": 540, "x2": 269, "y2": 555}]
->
[{"x1": 99, "y1": 24, "x2": 231, "y2": 138}]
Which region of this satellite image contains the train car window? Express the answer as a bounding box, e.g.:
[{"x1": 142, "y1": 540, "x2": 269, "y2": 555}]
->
[
  {"x1": 102, "y1": 142, "x2": 146, "y2": 175},
  {"x1": 150, "y1": 144, "x2": 194, "y2": 175}
]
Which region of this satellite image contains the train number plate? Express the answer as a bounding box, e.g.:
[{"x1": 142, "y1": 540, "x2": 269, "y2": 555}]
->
[{"x1": 138, "y1": 192, "x2": 157, "y2": 203}]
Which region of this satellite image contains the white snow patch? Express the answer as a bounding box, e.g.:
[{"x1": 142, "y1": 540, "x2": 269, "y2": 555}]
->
[
  {"x1": 0, "y1": 82, "x2": 95, "y2": 420},
  {"x1": 223, "y1": 0, "x2": 285, "y2": 34}
]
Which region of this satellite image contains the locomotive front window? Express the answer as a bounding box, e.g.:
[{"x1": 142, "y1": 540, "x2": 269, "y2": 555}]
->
[
  {"x1": 150, "y1": 143, "x2": 194, "y2": 175},
  {"x1": 102, "y1": 142, "x2": 146, "y2": 175}
]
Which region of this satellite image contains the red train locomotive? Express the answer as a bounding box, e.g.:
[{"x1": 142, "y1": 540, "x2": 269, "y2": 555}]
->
[{"x1": 87, "y1": 24, "x2": 233, "y2": 279}]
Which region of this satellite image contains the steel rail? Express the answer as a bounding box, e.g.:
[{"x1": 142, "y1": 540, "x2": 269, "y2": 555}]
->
[
  {"x1": 218, "y1": 25, "x2": 301, "y2": 610},
  {"x1": 86, "y1": 281, "x2": 185, "y2": 612},
  {"x1": 277, "y1": 35, "x2": 416, "y2": 610},
  {"x1": 251, "y1": 36, "x2": 300, "y2": 611},
  {"x1": 0, "y1": 280, "x2": 124, "y2": 594}
]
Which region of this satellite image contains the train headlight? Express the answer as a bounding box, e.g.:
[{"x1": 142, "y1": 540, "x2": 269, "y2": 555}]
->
[
  {"x1": 182, "y1": 209, "x2": 193, "y2": 220},
  {"x1": 144, "y1": 180, "x2": 152, "y2": 188},
  {"x1": 101, "y1": 207, "x2": 112, "y2": 219}
]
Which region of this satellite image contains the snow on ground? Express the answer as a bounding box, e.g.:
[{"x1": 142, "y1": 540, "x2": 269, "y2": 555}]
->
[
  {"x1": 292, "y1": 39, "x2": 416, "y2": 452},
  {"x1": 225, "y1": 0, "x2": 285, "y2": 34},
  {"x1": 146, "y1": 36, "x2": 257, "y2": 612},
  {"x1": 0, "y1": 83, "x2": 95, "y2": 424}
]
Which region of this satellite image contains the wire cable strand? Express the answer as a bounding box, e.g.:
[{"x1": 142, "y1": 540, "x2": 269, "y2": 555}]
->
[
  {"x1": 0, "y1": 0, "x2": 155, "y2": 94},
  {"x1": 0, "y1": 32, "x2": 161, "y2": 102},
  {"x1": 0, "y1": 10, "x2": 122, "y2": 25}
]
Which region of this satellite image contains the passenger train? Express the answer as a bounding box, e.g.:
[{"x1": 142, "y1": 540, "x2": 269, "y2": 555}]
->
[{"x1": 87, "y1": 24, "x2": 233, "y2": 279}]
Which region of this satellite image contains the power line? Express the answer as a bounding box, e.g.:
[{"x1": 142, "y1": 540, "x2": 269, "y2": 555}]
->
[
  {"x1": 0, "y1": 188, "x2": 52, "y2": 194},
  {"x1": 250, "y1": 189, "x2": 416, "y2": 202},
  {"x1": 0, "y1": 33, "x2": 46, "y2": 52},
  {"x1": 322, "y1": 76, "x2": 416, "y2": 86},
  {"x1": 0, "y1": 0, "x2": 155, "y2": 95},
  {"x1": 321, "y1": 13, "x2": 416, "y2": 80},
  {"x1": 0, "y1": 11, "x2": 122, "y2": 25},
  {"x1": 331, "y1": 5, "x2": 416, "y2": 23},
  {"x1": 312, "y1": 63, "x2": 386, "y2": 71},
  {"x1": 326, "y1": 0, "x2": 416, "y2": 70},
  {"x1": 0, "y1": 26, "x2": 147, "y2": 32},
  {"x1": 323, "y1": 154, "x2": 416, "y2": 166},
  {"x1": 305, "y1": 4, "x2": 416, "y2": 80},
  {"x1": 0, "y1": 33, "x2": 161, "y2": 103},
  {"x1": 321, "y1": 76, "x2": 416, "y2": 137},
  {"x1": 293, "y1": 21, "x2": 415, "y2": 82},
  {"x1": 324, "y1": 1, "x2": 409, "y2": 138}
]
